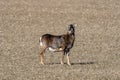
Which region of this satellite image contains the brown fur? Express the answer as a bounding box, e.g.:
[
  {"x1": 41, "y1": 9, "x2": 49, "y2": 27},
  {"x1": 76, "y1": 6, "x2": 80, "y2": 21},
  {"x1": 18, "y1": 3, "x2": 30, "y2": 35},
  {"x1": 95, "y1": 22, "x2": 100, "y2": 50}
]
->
[{"x1": 39, "y1": 24, "x2": 75, "y2": 65}]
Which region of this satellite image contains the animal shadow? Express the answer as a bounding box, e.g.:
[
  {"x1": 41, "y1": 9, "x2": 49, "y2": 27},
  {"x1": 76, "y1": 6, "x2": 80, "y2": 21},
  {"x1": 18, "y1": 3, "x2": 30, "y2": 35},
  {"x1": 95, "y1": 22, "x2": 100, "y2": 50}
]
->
[
  {"x1": 71, "y1": 62, "x2": 95, "y2": 65},
  {"x1": 46, "y1": 62, "x2": 95, "y2": 65}
]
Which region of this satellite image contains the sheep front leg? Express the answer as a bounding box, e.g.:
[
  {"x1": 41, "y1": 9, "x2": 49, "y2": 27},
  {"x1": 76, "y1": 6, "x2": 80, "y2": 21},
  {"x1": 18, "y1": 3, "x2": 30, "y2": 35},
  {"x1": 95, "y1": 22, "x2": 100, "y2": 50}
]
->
[{"x1": 66, "y1": 53, "x2": 71, "y2": 66}]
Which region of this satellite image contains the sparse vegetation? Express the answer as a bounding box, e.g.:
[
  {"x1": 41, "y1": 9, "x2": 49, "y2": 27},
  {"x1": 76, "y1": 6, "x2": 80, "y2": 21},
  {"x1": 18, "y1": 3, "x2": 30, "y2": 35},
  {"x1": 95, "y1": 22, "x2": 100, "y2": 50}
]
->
[{"x1": 0, "y1": 0, "x2": 120, "y2": 80}]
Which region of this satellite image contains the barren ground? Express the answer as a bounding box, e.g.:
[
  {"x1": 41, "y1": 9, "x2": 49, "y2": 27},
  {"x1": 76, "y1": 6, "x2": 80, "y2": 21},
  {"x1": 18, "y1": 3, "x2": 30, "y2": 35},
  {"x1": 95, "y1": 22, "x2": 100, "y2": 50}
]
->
[{"x1": 0, "y1": 0, "x2": 120, "y2": 80}]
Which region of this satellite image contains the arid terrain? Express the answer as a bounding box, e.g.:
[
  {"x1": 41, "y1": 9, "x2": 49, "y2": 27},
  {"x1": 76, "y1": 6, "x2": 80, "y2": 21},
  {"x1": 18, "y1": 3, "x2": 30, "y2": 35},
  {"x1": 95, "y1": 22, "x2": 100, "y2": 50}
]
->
[{"x1": 0, "y1": 0, "x2": 120, "y2": 80}]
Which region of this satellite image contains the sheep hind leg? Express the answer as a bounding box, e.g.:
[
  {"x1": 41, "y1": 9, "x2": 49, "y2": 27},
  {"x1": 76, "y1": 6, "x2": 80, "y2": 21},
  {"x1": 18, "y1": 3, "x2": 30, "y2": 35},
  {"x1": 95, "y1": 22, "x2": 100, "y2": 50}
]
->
[
  {"x1": 40, "y1": 48, "x2": 46, "y2": 65},
  {"x1": 61, "y1": 51, "x2": 65, "y2": 65}
]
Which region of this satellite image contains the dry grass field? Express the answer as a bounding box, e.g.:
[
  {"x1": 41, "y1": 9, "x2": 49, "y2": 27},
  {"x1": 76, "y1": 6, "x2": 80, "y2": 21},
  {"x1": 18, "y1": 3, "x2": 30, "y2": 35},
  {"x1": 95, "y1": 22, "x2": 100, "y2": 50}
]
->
[{"x1": 0, "y1": 0, "x2": 120, "y2": 80}]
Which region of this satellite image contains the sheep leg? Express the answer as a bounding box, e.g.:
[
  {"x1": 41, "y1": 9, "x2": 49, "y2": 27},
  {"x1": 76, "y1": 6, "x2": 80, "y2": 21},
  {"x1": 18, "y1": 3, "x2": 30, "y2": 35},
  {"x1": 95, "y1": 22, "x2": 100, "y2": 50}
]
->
[
  {"x1": 40, "y1": 48, "x2": 46, "y2": 65},
  {"x1": 61, "y1": 52, "x2": 65, "y2": 65},
  {"x1": 67, "y1": 54, "x2": 71, "y2": 66}
]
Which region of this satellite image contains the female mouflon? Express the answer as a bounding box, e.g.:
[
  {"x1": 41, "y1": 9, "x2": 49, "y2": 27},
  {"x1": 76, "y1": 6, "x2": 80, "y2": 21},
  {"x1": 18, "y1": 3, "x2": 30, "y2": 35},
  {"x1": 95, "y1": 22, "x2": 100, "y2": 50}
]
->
[{"x1": 39, "y1": 24, "x2": 75, "y2": 65}]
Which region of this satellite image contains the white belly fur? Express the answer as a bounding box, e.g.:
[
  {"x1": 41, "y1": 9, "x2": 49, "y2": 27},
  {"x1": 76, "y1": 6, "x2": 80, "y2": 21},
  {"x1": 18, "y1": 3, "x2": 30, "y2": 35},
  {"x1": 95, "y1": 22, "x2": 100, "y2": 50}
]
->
[
  {"x1": 48, "y1": 47, "x2": 56, "y2": 51},
  {"x1": 48, "y1": 47, "x2": 63, "y2": 52}
]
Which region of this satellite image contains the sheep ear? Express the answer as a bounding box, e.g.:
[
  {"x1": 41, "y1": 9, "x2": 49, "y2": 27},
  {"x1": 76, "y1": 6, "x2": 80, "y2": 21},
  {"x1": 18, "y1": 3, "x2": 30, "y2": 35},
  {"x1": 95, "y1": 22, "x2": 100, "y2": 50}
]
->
[
  {"x1": 68, "y1": 24, "x2": 73, "y2": 28},
  {"x1": 73, "y1": 23, "x2": 77, "y2": 27}
]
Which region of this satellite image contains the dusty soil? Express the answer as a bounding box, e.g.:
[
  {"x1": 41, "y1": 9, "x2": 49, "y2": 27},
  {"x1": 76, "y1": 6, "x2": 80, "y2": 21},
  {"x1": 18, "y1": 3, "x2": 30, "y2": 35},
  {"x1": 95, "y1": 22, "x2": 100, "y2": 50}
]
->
[{"x1": 0, "y1": 0, "x2": 120, "y2": 80}]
